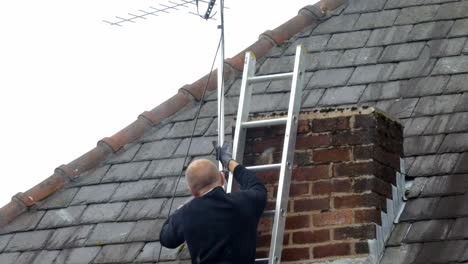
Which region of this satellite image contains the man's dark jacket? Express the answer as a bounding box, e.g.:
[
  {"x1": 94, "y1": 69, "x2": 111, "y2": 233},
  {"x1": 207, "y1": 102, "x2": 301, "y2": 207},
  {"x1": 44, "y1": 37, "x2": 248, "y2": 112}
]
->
[{"x1": 160, "y1": 165, "x2": 267, "y2": 264}]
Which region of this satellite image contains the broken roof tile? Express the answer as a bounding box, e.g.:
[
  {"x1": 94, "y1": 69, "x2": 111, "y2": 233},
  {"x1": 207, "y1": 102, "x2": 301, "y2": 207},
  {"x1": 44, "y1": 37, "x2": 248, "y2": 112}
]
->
[
  {"x1": 46, "y1": 225, "x2": 93, "y2": 250},
  {"x1": 421, "y1": 174, "x2": 468, "y2": 197},
  {"x1": 404, "y1": 135, "x2": 445, "y2": 156},
  {"x1": 86, "y1": 222, "x2": 135, "y2": 246},
  {"x1": 407, "y1": 153, "x2": 459, "y2": 176},
  {"x1": 309, "y1": 68, "x2": 354, "y2": 88},
  {"x1": 126, "y1": 219, "x2": 164, "y2": 242},
  {"x1": 376, "y1": 98, "x2": 419, "y2": 119},
  {"x1": 408, "y1": 21, "x2": 454, "y2": 41},
  {"x1": 399, "y1": 197, "x2": 440, "y2": 221},
  {"x1": 337, "y1": 47, "x2": 383, "y2": 67},
  {"x1": 445, "y1": 73, "x2": 468, "y2": 93},
  {"x1": 380, "y1": 244, "x2": 422, "y2": 264},
  {"x1": 57, "y1": 247, "x2": 101, "y2": 264},
  {"x1": 0, "y1": 210, "x2": 45, "y2": 235},
  {"x1": 94, "y1": 242, "x2": 143, "y2": 263},
  {"x1": 404, "y1": 219, "x2": 453, "y2": 243},
  {"x1": 313, "y1": 14, "x2": 360, "y2": 34},
  {"x1": 433, "y1": 55, "x2": 468, "y2": 75},
  {"x1": 428, "y1": 38, "x2": 466, "y2": 57},
  {"x1": 354, "y1": 10, "x2": 399, "y2": 30},
  {"x1": 37, "y1": 206, "x2": 86, "y2": 229},
  {"x1": 133, "y1": 139, "x2": 182, "y2": 161},
  {"x1": 79, "y1": 202, "x2": 126, "y2": 224},
  {"x1": 318, "y1": 86, "x2": 366, "y2": 106},
  {"x1": 344, "y1": 0, "x2": 386, "y2": 14},
  {"x1": 70, "y1": 183, "x2": 119, "y2": 205},
  {"x1": 118, "y1": 198, "x2": 167, "y2": 221},
  {"x1": 110, "y1": 180, "x2": 158, "y2": 202},
  {"x1": 367, "y1": 25, "x2": 413, "y2": 47},
  {"x1": 413, "y1": 94, "x2": 460, "y2": 116},
  {"x1": 379, "y1": 42, "x2": 426, "y2": 63},
  {"x1": 326, "y1": 31, "x2": 371, "y2": 50},
  {"x1": 435, "y1": 0, "x2": 468, "y2": 20},
  {"x1": 348, "y1": 64, "x2": 394, "y2": 84},
  {"x1": 394, "y1": 5, "x2": 439, "y2": 25},
  {"x1": 5, "y1": 230, "x2": 53, "y2": 252},
  {"x1": 101, "y1": 161, "x2": 150, "y2": 183}
]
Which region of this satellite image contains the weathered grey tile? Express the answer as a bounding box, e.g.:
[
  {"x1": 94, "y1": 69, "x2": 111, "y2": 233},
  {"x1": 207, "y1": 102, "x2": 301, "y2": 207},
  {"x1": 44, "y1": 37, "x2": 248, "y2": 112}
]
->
[
  {"x1": 5, "y1": 230, "x2": 53, "y2": 252},
  {"x1": 169, "y1": 102, "x2": 198, "y2": 122},
  {"x1": 439, "y1": 133, "x2": 468, "y2": 152},
  {"x1": 433, "y1": 56, "x2": 468, "y2": 75},
  {"x1": 454, "y1": 92, "x2": 468, "y2": 111},
  {"x1": 86, "y1": 222, "x2": 135, "y2": 246},
  {"x1": 385, "y1": 0, "x2": 456, "y2": 9},
  {"x1": 376, "y1": 98, "x2": 419, "y2": 118},
  {"x1": 381, "y1": 244, "x2": 423, "y2": 264},
  {"x1": 412, "y1": 240, "x2": 468, "y2": 263},
  {"x1": 151, "y1": 177, "x2": 180, "y2": 198},
  {"x1": 139, "y1": 123, "x2": 174, "y2": 142},
  {"x1": 226, "y1": 78, "x2": 268, "y2": 97},
  {"x1": 448, "y1": 217, "x2": 468, "y2": 239},
  {"x1": 37, "y1": 206, "x2": 86, "y2": 229},
  {"x1": 46, "y1": 225, "x2": 94, "y2": 249},
  {"x1": 67, "y1": 165, "x2": 109, "y2": 188},
  {"x1": 200, "y1": 97, "x2": 238, "y2": 117},
  {"x1": 31, "y1": 250, "x2": 60, "y2": 264},
  {"x1": 326, "y1": 31, "x2": 371, "y2": 50},
  {"x1": 408, "y1": 153, "x2": 459, "y2": 176},
  {"x1": 400, "y1": 76, "x2": 449, "y2": 98},
  {"x1": 79, "y1": 202, "x2": 126, "y2": 224},
  {"x1": 309, "y1": 68, "x2": 354, "y2": 88},
  {"x1": 70, "y1": 183, "x2": 119, "y2": 205},
  {"x1": 37, "y1": 188, "x2": 79, "y2": 210},
  {"x1": 94, "y1": 243, "x2": 144, "y2": 263},
  {"x1": 403, "y1": 116, "x2": 432, "y2": 136},
  {"x1": 435, "y1": 193, "x2": 468, "y2": 218},
  {"x1": 134, "y1": 139, "x2": 182, "y2": 161},
  {"x1": 57, "y1": 247, "x2": 101, "y2": 264},
  {"x1": 404, "y1": 220, "x2": 453, "y2": 243},
  {"x1": 421, "y1": 174, "x2": 468, "y2": 197},
  {"x1": 445, "y1": 73, "x2": 468, "y2": 93},
  {"x1": 424, "y1": 112, "x2": 468, "y2": 134},
  {"x1": 387, "y1": 222, "x2": 411, "y2": 246},
  {"x1": 143, "y1": 158, "x2": 187, "y2": 178},
  {"x1": 313, "y1": 14, "x2": 360, "y2": 35},
  {"x1": 175, "y1": 177, "x2": 191, "y2": 196},
  {"x1": 249, "y1": 93, "x2": 286, "y2": 113},
  {"x1": 408, "y1": 21, "x2": 454, "y2": 41},
  {"x1": 205, "y1": 115, "x2": 236, "y2": 136},
  {"x1": 344, "y1": 0, "x2": 386, "y2": 14},
  {"x1": 390, "y1": 49, "x2": 436, "y2": 80},
  {"x1": 258, "y1": 56, "x2": 294, "y2": 74},
  {"x1": 404, "y1": 135, "x2": 445, "y2": 156},
  {"x1": 110, "y1": 180, "x2": 158, "y2": 202},
  {"x1": 286, "y1": 35, "x2": 331, "y2": 54},
  {"x1": 136, "y1": 242, "x2": 187, "y2": 262},
  {"x1": 354, "y1": 10, "x2": 399, "y2": 30},
  {"x1": 16, "y1": 251, "x2": 39, "y2": 264},
  {"x1": 160, "y1": 197, "x2": 192, "y2": 216},
  {"x1": 118, "y1": 198, "x2": 167, "y2": 221},
  {"x1": 406, "y1": 177, "x2": 428, "y2": 198},
  {"x1": 379, "y1": 42, "x2": 426, "y2": 63},
  {"x1": 0, "y1": 253, "x2": 20, "y2": 264},
  {"x1": 435, "y1": 0, "x2": 468, "y2": 19},
  {"x1": 174, "y1": 136, "x2": 217, "y2": 156},
  {"x1": 413, "y1": 94, "x2": 460, "y2": 116},
  {"x1": 395, "y1": 5, "x2": 439, "y2": 25},
  {"x1": 126, "y1": 219, "x2": 165, "y2": 242},
  {"x1": 399, "y1": 197, "x2": 440, "y2": 221},
  {"x1": 302, "y1": 89, "x2": 326, "y2": 108},
  {"x1": 337, "y1": 47, "x2": 383, "y2": 67},
  {"x1": 165, "y1": 118, "x2": 213, "y2": 139},
  {"x1": 349, "y1": 64, "x2": 394, "y2": 84},
  {"x1": 318, "y1": 86, "x2": 366, "y2": 106},
  {"x1": 0, "y1": 210, "x2": 45, "y2": 235},
  {"x1": 101, "y1": 161, "x2": 150, "y2": 183},
  {"x1": 429, "y1": 38, "x2": 466, "y2": 57},
  {"x1": 464, "y1": 39, "x2": 468, "y2": 54},
  {"x1": 106, "y1": 143, "x2": 141, "y2": 164},
  {"x1": 360, "y1": 81, "x2": 401, "y2": 102},
  {"x1": 267, "y1": 73, "x2": 313, "y2": 93},
  {"x1": 305, "y1": 51, "x2": 343, "y2": 71},
  {"x1": 367, "y1": 25, "x2": 413, "y2": 47},
  {"x1": 0, "y1": 234, "x2": 12, "y2": 253}
]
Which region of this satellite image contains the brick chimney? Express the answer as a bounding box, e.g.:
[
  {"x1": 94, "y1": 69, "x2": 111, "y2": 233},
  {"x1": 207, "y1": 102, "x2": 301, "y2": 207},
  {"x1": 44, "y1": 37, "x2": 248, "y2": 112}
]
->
[{"x1": 243, "y1": 107, "x2": 405, "y2": 263}]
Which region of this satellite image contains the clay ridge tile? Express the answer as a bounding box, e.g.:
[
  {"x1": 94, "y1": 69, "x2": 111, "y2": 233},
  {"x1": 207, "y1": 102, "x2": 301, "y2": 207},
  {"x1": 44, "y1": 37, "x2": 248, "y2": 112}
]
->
[{"x1": 0, "y1": 0, "x2": 346, "y2": 228}]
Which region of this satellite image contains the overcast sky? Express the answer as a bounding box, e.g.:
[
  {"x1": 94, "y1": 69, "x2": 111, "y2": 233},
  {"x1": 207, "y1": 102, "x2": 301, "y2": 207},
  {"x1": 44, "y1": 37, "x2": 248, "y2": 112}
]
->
[{"x1": 0, "y1": 0, "x2": 316, "y2": 206}]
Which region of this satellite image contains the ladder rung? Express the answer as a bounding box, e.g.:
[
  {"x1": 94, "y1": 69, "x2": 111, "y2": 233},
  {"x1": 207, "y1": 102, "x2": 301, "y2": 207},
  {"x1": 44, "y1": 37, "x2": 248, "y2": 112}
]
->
[
  {"x1": 242, "y1": 117, "x2": 288, "y2": 128},
  {"x1": 246, "y1": 163, "x2": 281, "y2": 172},
  {"x1": 248, "y1": 72, "x2": 293, "y2": 83},
  {"x1": 262, "y1": 210, "x2": 275, "y2": 217},
  {"x1": 255, "y1": 258, "x2": 269, "y2": 264}
]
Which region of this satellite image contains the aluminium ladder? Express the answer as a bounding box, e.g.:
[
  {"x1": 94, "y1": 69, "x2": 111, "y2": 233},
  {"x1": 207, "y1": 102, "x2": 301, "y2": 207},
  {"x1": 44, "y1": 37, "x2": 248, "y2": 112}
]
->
[{"x1": 227, "y1": 45, "x2": 306, "y2": 264}]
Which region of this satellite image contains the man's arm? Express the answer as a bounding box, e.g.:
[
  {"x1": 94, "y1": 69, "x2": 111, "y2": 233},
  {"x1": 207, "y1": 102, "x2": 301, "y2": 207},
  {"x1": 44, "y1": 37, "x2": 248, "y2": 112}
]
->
[{"x1": 159, "y1": 208, "x2": 185, "y2": 249}]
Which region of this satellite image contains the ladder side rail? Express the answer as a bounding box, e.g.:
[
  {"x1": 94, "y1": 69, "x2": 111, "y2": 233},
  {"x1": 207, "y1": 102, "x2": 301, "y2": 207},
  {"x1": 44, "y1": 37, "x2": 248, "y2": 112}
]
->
[
  {"x1": 268, "y1": 45, "x2": 307, "y2": 264},
  {"x1": 227, "y1": 51, "x2": 257, "y2": 193}
]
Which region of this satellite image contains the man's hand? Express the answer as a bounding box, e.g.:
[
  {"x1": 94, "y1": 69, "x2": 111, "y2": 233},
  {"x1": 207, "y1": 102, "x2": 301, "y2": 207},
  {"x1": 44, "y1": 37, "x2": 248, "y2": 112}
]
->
[{"x1": 218, "y1": 143, "x2": 233, "y2": 169}]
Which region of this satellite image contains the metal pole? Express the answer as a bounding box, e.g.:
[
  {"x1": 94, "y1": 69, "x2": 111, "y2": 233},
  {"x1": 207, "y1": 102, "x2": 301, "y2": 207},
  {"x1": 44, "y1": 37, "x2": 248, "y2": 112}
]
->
[{"x1": 217, "y1": 0, "x2": 225, "y2": 171}]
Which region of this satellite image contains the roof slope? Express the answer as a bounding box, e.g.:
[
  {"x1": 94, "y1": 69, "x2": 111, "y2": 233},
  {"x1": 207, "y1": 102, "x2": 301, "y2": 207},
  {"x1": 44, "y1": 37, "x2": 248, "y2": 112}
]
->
[{"x1": 2, "y1": 0, "x2": 468, "y2": 263}]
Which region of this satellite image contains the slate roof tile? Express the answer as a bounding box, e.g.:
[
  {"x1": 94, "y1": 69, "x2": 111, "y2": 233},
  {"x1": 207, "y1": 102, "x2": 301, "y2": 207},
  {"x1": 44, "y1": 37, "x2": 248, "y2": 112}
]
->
[
  {"x1": 160, "y1": 197, "x2": 191, "y2": 216},
  {"x1": 421, "y1": 174, "x2": 468, "y2": 197},
  {"x1": 166, "y1": 118, "x2": 213, "y2": 139},
  {"x1": 454, "y1": 92, "x2": 468, "y2": 112},
  {"x1": 408, "y1": 21, "x2": 454, "y2": 41},
  {"x1": 404, "y1": 135, "x2": 445, "y2": 156},
  {"x1": 376, "y1": 98, "x2": 419, "y2": 119},
  {"x1": 394, "y1": 5, "x2": 440, "y2": 25},
  {"x1": 403, "y1": 116, "x2": 432, "y2": 136},
  {"x1": 433, "y1": 193, "x2": 468, "y2": 218},
  {"x1": 174, "y1": 136, "x2": 217, "y2": 156},
  {"x1": 390, "y1": 58, "x2": 436, "y2": 80},
  {"x1": 0, "y1": 234, "x2": 12, "y2": 253},
  {"x1": 413, "y1": 240, "x2": 468, "y2": 263},
  {"x1": 326, "y1": 31, "x2": 371, "y2": 50},
  {"x1": 106, "y1": 143, "x2": 141, "y2": 164},
  {"x1": 348, "y1": 64, "x2": 394, "y2": 84},
  {"x1": 258, "y1": 56, "x2": 294, "y2": 75},
  {"x1": 86, "y1": 222, "x2": 135, "y2": 246},
  {"x1": 205, "y1": 115, "x2": 236, "y2": 136},
  {"x1": 384, "y1": 0, "x2": 457, "y2": 9},
  {"x1": 439, "y1": 132, "x2": 468, "y2": 152},
  {"x1": 424, "y1": 112, "x2": 468, "y2": 134},
  {"x1": 16, "y1": 251, "x2": 39, "y2": 264},
  {"x1": 406, "y1": 177, "x2": 428, "y2": 198},
  {"x1": 448, "y1": 217, "x2": 468, "y2": 239},
  {"x1": 133, "y1": 139, "x2": 182, "y2": 161},
  {"x1": 433, "y1": 55, "x2": 468, "y2": 74},
  {"x1": 70, "y1": 184, "x2": 119, "y2": 205},
  {"x1": 435, "y1": 1, "x2": 468, "y2": 20},
  {"x1": 110, "y1": 180, "x2": 158, "y2": 202},
  {"x1": 367, "y1": 25, "x2": 413, "y2": 47},
  {"x1": 312, "y1": 14, "x2": 360, "y2": 35},
  {"x1": 0, "y1": 210, "x2": 45, "y2": 235},
  {"x1": 139, "y1": 123, "x2": 174, "y2": 143},
  {"x1": 151, "y1": 177, "x2": 180, "y2": 198},
  {"x1": 5, "y1": 230, "x2": 53, "y2": 252},
  {"x1": 413, "y1": 94, "x2": 460, "y2": 116},
  {"x1": 400, "y1": 76, "x2": 449, "y2": 98},
  {"x1": 286, "y1": 35, "x2": 331, "y2": 54},
  {"x1": 267, "y1": 72, "x2": 313, "y2": 93},
  {"x1": 337, "y1": 47, "x2": 383, "y2": 67},
  {"x1": 101, "y1": 161, "x2": 150, "y2": 183},
  {"x1": 399, "y1": 197, "x2": 440, "y2": 221},
  {"x1": 31, "y1": 250, "x2": 60, "y2": 264},
  {"x1": 379, "y1": 42, "x2": 426, "y2": 63},
  {"x1": 226, "y1": 79, "x2": 268, "y2": 97},
  {"x1": 386, "y1": 222, "x2": 411, "y2": 246},
  {"x1": 36, "y1": 188, "x2": 79, "y2": 210},
  {"x1": 445, "y1": 73, "x2": 468, "y2": 93},
  {"x1": 360, "y1": 81, "x2": 401, "y2": 102},
  {"x1": 303, "y1": 89, "x2": 326, "y2": 108},
  {"x1": 135, "y1": 242, "x2": 190, "y2": 262},
  {"x1": 454, "y1": 152, "x2": 468, "y2": 174},
  {"x1": 305, "y1": 51, "x2": 343, "y2": 71},
  {"x1": 380, "y1": 244, "x2": 422, "y2": 264},
  {"x1": 318, "y1": 86, "x2": 366, "y2": 106},
  {"x1": 200, "y1": 99, "x2": 239, "y2": 118},
  {"x1": 37, "y1": 205, "x2": 86, "y2": 229},
  {"x1": 0, "y1": 252, "x2": 20, "y2": 264},
  {"x1": 57, "y1": 246, "x2": 101, "y2": 264},
  {"x1": 46, "y1": 225, "x2": 94, "y2": 250},
  {"x1": 354, "y1": 10, "x2": 399, "y2": 30},
  {"x1": 309, "y1": 68, "x2": 354, "y2": 88},
  {"x1": 94, "y1": 242, "x2": 143, "y2": 263},
  {"x1": 66, "y1": 165, "x2": 109, "y2": 188},
  {"x1": 143, "y1": 158, "x2": 187, "y2": 179},
  {"x1": 428, "y1": 37, "x2": 466, "y2": 57},
  {"x1": 408, "y1": 153, "x2": 459, "y2": 176},
  {"x1": 404, "y1": 219, "x2": 453, "y2": 243},
  {"x1": 344, "y1": 0, "x2": 386, "y2": 14},
  {"x1": 169, "y1": 103, "x2": 199, "y2": 122},
  {"x1": 79, "y1": 202, "x2": 126, "y2": 224},
  {"x1": 117, "y1": 198, "x2": 167, "y2": 221},
  {"x1": 126, "y1": 219, "x2": 164, "y2": 242}
]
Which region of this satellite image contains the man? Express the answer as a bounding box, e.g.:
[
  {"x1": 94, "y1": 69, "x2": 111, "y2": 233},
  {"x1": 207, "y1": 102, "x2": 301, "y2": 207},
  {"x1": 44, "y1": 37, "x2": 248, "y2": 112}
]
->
[{"x1": 159, "y1": 144, "x2": 267, "y2": 264}]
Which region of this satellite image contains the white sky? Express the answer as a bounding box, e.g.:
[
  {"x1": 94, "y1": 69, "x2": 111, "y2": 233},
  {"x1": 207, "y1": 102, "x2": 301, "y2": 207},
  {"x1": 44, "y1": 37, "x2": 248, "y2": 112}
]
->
[{"x1": 0, "y1": 0, "x2": 316, "y2": 206}]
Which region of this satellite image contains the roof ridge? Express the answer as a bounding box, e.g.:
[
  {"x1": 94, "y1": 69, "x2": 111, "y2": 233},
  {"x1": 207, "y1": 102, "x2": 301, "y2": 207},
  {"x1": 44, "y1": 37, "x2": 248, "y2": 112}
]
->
[{"x1": 0, "y1": 0, "x2": 346, "y2": 228}]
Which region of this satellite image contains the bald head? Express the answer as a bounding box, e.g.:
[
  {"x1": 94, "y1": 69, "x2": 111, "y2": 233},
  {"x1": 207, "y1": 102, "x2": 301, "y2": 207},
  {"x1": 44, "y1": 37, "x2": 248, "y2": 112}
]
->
[{"x1": 185, "y1": 159, "x2": 223, "y2": 196}]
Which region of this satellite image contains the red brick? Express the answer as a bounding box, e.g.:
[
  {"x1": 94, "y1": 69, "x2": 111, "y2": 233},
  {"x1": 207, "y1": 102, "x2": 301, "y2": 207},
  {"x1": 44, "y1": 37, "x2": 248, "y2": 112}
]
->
[
  {"x1": 281, "y1": 247, "x2": 310, "y2": 261},
  {"x1": 312, "y1": 116, "x2": 350, "y2": 133},
  {"x1": 354, "y1": 145, "x2": 374, "y2": 160},
  {"x1": 256, "y1": 171, "x2": 279, "y2": 184},
  {"x1": 312, "y1": 181, "x2": 332, "y2": 195},
  {"x1": 373, "y1": 162, "x2": 397, "y2": 185},
  {"x1": 312, "y1": 210, "x2": 353, "y2": 227},
  {"x1": 313, "y1": 148, "x2": 351, "y2": 163},
  {"x1": 256, "y1": 250, "x2": 268, "y2": 259},
  {"x1": 298, "y1": 120, "x2": 311, "y2": 133},
  {"x1": 294, "y1": 151, "x2": 312, "y2": 166},
  {"x1": 257, "y1": 234, "x2": 271, "y2": 247},
  {"x1": 354, "y1": 208, "x2": 382, "y2": 225},
  {"x1": 333, "y1": 193, "x2": 386, "y2": 210},
  {"x1": 294, "y1": 198, "x2": 330, "y2": 212},
  {"x1": 293, "y1": 166, "x2": 330, "y2": 181},
  {"x1": 354, "y1": 114, "x2": 375, "y2": 129},
  {"x1": 355, "y1": 241, "x2": 370, "y2": 254},
  {"x1": 331, "y1": 130, "x2": 374, "y2": 146},
  {"x1": 354, "y1": 176, "x2": 392, "y2": 198},
  {"x1": 296, "y1": 134, "x2": 330, "y2": 150},
  {"x1": 313, "y1": 243, "x2": 351, "y2": 258},
  {"x1": 373, "y1": 145, "x2": 401, "y2": 171},
  {"x1": 333, "y1": 224, "x2": 376, "y2": 240},
  {"x1": 258, "y1": 217, "x2": 273, "y2": 232},
  {"x1": 286, "y1": 215, "x2": 310, "y2": 229},
  {"x1": 333, "y1": 161, "x2": 373, "y2": 177},
  {"x1": 290, "y1": 183, "x2": 310, "y2": 197},
  {"x1": 252, "y1": 137, "x2": 284, "y2": 153},
  {"x1": 292, "y1": 229, "x2": 330, "y2": 244},
  {"x1": 333, "y1": 179, "x2": 352, "y2": 193}
]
